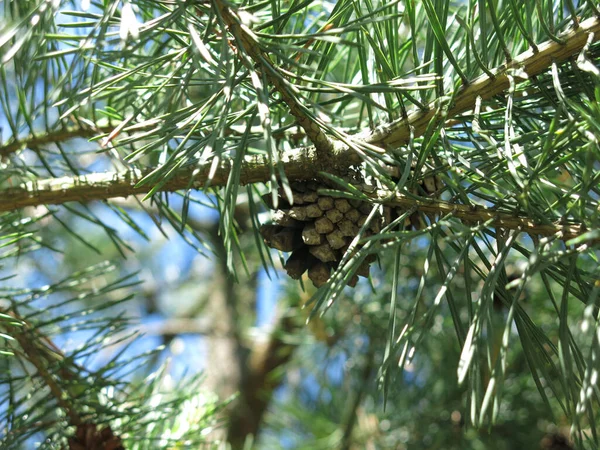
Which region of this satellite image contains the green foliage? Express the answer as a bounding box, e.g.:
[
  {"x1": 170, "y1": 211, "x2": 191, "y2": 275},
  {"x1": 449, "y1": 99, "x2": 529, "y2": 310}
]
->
[
  {"x1": 1, "y1": 0, "x2": 600, "y2": 448},
  {"x1": 0, "y1": 262, "x2": 223, "y2": 449}
]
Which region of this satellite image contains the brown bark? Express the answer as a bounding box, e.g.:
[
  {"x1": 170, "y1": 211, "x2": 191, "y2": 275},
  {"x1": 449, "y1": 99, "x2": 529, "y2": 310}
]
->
[
  {"x1": 226, "y1": 315, "x2": 299, "y2": 449},
  {"x1": 200, "y1": 209, "x2": 302, "y2": 449}
]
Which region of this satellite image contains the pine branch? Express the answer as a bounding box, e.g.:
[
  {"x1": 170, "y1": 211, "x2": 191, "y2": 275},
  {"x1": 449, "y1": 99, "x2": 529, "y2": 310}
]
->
[
  {"x1": 4, "y1": 12, "x2": 593, "y2": 163},
  {"x1": 0, "y1": 126, "x2": 112, "y2": 158},
  {"x1": 0, "y1": 121, "x2": 169, "y2": 159},
  {"x1": 4, "y1": 310, "x2": 83, "y2": 427},
  {"x1": 11, "y1": 327, "x2": 126, "y2": 449},
  {"x1": 0, "y1": 154, "x2": 589, "y2": 241},
  {"x1": 211, "y1": 0, "x2": 336, "y2": 158},
  {"x1": 361, "y1": 15, "x2": 600, "y2": 148},
  {"x1": 373, "y1": 189, "x2": 588, "y2": 242},
  {"x1": 1, "y1": 16, "x2": 598, "y2": 242},
  {"x1": 2, "y1": 309, "x2": 123, "y2": 450},
  {"x1": 0, "y1": 123, "x2": 297, "y2": 160},
  {"x1": 0, "y1": 147, "x2": 322, "y2": 209},
  {"x1": 2, "y1": 15, "x2": 595, "y2": 165}
]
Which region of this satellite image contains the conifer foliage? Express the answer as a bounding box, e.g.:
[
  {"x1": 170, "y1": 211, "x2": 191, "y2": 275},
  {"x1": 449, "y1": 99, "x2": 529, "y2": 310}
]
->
[{"x1": 1, "y1": 0, "x2": 600, "y2": 448}]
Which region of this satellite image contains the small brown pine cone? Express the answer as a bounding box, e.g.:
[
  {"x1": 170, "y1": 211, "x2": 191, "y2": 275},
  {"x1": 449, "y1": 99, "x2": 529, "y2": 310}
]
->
[
  {"x1": 317, "y1": 196, "x2": 335, "y2": 210},
  {"x1": 326, "y1": 229, "x2": 347, "y2": 250},
  {"x1": 272, "y1": 210, "x2": 303, "y2": 228},
  {"x1": 308, "y1": 262, "x2": 331, "y2": 288},
  {"x1": 270, "y1": 228, "x2": 303, "y2": 252},
  {"x1": 306, "y1": 203, "x2": 324, "y2": 218},
  {"x1": 302, "y1": 223, "x2": 323, "y2": 245},
  {"x1": 334, "y1": 198, "x2": 352, "y2": 213},
  {"x1": 288, "y1": 206, "x2": 308, "y2": 221},
  {"x1": 314, "y1": 216, "x2": 335, "y2": 234},
  {"x1": 325, "y1": 208, "x2": 344, "y2": 223},
  {"x1": 260, "y1": 178, "x2": 403, "y2": 288},
  {"x1": 69, "y1": 423, "x2": 124, "y2": 450},
  {"x1": 345, "y1": 209, "x2": 361, "y2": 223},
  {"x1": 260, "y1": 224, "x2": 283, "y2": 243},
  {"x1": 309, "y1": 243, "x2": 338, "y2": 262},
  {"x1": 285, "y1": 247, "x2": 316, "y2": 279}
]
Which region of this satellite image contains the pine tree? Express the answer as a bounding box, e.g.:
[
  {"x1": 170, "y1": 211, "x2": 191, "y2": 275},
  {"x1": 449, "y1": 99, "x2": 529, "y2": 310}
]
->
[{"x1": 1, "y1": 0, "x2": 599, "y2": 449}]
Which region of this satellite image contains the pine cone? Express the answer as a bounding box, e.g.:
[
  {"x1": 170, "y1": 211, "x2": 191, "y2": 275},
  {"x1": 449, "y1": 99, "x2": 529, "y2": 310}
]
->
[
  {"x1": 259, "y1": 181, "x2": 383, "y2": 288},
  {"x1": 259, "y1": 174, "x2": 444, "y2": 288},
  {"x1": 68, "y1": 423, "x2": 123, "y2": 450},
  {"x1": 540, "y1": 433, "x2": 574, "y2": 450}
]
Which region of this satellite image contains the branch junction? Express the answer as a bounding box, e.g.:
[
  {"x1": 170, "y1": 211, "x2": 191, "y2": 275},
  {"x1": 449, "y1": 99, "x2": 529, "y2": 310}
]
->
[{"x1": 1, "y1": 17, "x2": 599, "y2": 242}]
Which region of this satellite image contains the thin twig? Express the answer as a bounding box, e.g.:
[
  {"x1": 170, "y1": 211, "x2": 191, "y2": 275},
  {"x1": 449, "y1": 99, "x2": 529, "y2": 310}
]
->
[
  {"x1": 2, "y1": 310, "x2": 82, "y2": 427},
  {"x1": 370, "y1": 189, "x2": 587, "y2": 242},
  {"x1": 211, "y1": 0, "x2": 335, "y2": 159},
  {"x1": 0, "y1": 126, "x2": 112, "y2": 158}
]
